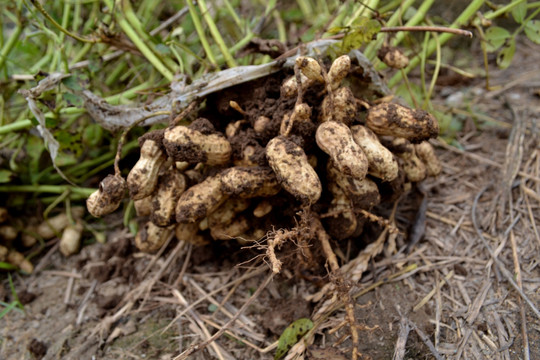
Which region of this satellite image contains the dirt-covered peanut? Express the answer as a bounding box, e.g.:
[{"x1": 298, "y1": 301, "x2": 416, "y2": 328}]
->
[
  {"x1": 319, "y1": 86, "x2": 356, "y2": 126},
  {"x1": 163, "y1": 125, "x2": 231, "y2": 166},
  {"x1": 316, "y1": 121, "x2": 368, "y2": 180},
  {"x1": 280, "y1": 103, "x2": 313, "y2": 136},
  {"x1": 36, "y1": 207, "x2": 84, "y2": 240},
  {"x1": 324, "y1": 181, "x2": 357, "y2": 240},
  {"x1": 414, "y1": 141, "x2": 441, "y2": 176},
  {"x1": 388, "y1": 138, "x2": 427, "y2": 183},
  {"x1": 226, "y1": 120, "x2": 248, "y2": 138},
  {"x1": 327, "y1": 55, "x2": 351, "y2": 90},
  {"x1": 281, "y1": 73, "x2": 312, "y2": 98},
  {"x1": 253, "y1": 200, "x2": 272, "y2": 218},
  {"x1": 377, "y1": 46, "x2": 409, "y2": 69},
  {"x1": 5, "y1": 248, "x2": 33, "y2": 273},
  {"x1": 266, "y1": 136, "x2": 322, "y2": 203},
  {"x1": 233, "y1": 144, "x2": 264, "y2": 167},
  {"x1": 208, "y1": 198, "x2": 250, "y2": 228},
  {"x1": 59, "y1": 222, "x2": 83, "y2": 257},
  {"x1": 175, "y1": 222, "x2": 208, "y2": 246},
  {"x1": 220, "y1": 166, "x2": 281, "y2": 198},
  {"x1": 327, "y1": 163, "x2": 380, "y2": 209},
  {"x1": 150, "y1": 169, "x2": 187, "y2": 227},
  {"x1": 296, "y1": 56, "x2": 324, "y2": 83},
  {"x1": 0, "y1": 225, "x2": 17, "y2": 242},
  {"x1": 87, "y1": 175, "x2": 127, "y2": 216},
  {"x1": 135, "y1": 221, "x2": 174, "y2": 253},
  {"x1": 127, "y1": 140, "x2": 166, "y2": 200},
  {"x1": 134, "y1": 196, "x2": 153, "y2": 217},
  {"x1": 176, "y1": 174, "x2": 228, "y2": 223},
  {"x1": 350, "y1": 125, "x2": 399, "y2": 182},
  {"x1": 210, "y1": 215, "x2": 250, "y2": 240},
  {"x1": 366, "y1": 103, "x2": 439, "y2": 142},
  {"x1": 254, "y1": 116, "x2": 272, "y2": 135}
]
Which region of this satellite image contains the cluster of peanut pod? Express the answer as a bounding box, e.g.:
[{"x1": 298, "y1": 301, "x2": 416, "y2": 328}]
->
[{"x1": 86, "y1": 54, "x2": 441, "y2": 254}]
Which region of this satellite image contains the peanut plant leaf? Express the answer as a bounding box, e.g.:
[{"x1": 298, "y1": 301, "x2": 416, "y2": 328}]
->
[
  {"x1": 511, "y1": 1, "x2": 527, "y2": 24},
  {"x1": 484, "y1": 26, "x2": 511, "y2": 52},
  {"x1": 524, "y1": 20, "x2": 540, "y2": 44},
  {"x1": 274, "y1": 318, "x2": 313, "y2": 360},
  {"x1": 497, "y1": 38, "x2": 516, "y2": 69}
]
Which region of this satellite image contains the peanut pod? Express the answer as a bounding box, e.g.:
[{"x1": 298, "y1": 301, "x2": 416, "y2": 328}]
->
[
  {"x1": 324, "y1": 180, "x2": 357, "y2": 240},
  {"x1": 0, "y1": 225, "x2": 18, "y2": 242},
  {"x1": 414, "y1": 141, "x2": 442, "y2": 177},
  {"x1": 366, "y1": 103, "x2": 439, "y2": 142},
  {"x1": 266, "y1": 136, "x2": 322, "y2": 203},
  {"x1": 176, "y1": 174, "x2": 228, "y2": 223},
  {"x1": 210, "y1": 215, "x2": 250, "y2": 240},
  {"x1": 135, "y1": 221, "x2": 174, "y2": 253},
  {"x1": 350, "y1": 125, "x2": 399, "y2": 182},
  {"x1": 151, "y1": 170, "x2": 187, "y2": 227},
  {"x1": 134, "y1": 196, "x2": 153, "y2": 217},
  {"x1": 59, "y1": 222, "x2": 84, "y2": 257},
  {"x1": 327, "y1": 163, "x2": 380, "y2": 210},
  {"x1": 281, "y1": 73, "x2": 312, "y2": 98},
  {"x1": 163, "y1": 125, "x2": 231, "y2": 165},
  {"x1": 127, "y1": 140, "x2": 166, "y2": 200},
  {"x1": 316, "y1": 121, "x2": 368, "y2": 180},
  {"x1": 35, "y1": 207, "x2": 85, "y2": 240},
  {"x1": 389, "y1": 138, "x2": 427, "y2": 183},
  {"x1": 175, "y1": 222, "x2": 208, "y2": 246},
  {"x1": 319, "y1": 86, "x2": 356, "y2": 126},
  {"x1": 208, "y1": 198, "x2": 251, "y2": 228},
  {"x1": 296, "y1": 56, "x2": 324, "y2": 83},
  {"x1": 0, "y1": 207, "x2": 7, "y2": 223},
  {"x1": 220, "y1": 166, "x2": 281, "y2": 198},
  {"x1": 280, "y1": 103, "x2": 312, "y2": 136},
  {"x1": 87, "y1": 175, "x2": 127, "y2": 217},
  {"x1": 377, "y1": 46, "x2": 409, "y2": 69},
  {"x1": 327, "y1": 55, "x2": 351, "y2": 90}
]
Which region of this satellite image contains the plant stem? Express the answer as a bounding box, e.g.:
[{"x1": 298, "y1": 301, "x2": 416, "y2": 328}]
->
[
  {"x1": 197, "y1": 0, "x2": 237, "y2": 68},
  {"x1": 388, "y1": 0, "x2": 485, "y2": 88},
  {"x1": 0, "y1": 22, "x2": 23, "y2": 73},
  {"x1": 186, "y1": 0, "x2": 218, "y2": 67},
  {"x1": 29, "y1": 0, "x2": 95, "y2": 43},
  {"x1": 0, "y1": 185, "x2": 95, "y2": 197},
  {"x1": 0, "y1": 120, "x2": 33, "y2": 135},
  {"x1": 484, "y1": 0, "x2": 527, "y2": 20}
]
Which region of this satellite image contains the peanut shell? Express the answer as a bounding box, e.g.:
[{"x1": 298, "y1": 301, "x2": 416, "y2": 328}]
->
[
  {"x1": 266, "y1": 136, "x2": 322, "y2": 203},
  {"x1": 350, "y1": 125, "x2": 398, "y2": 182},
  {"x1": 316, "y1": 121, "x2": 368, "y2": 180},
  {"x1": 127, "y1": 140, "x2": 166, "y2": 200},
  {"x1": 176, "y1": 174, "x2": 228, "y2": 223},
  {"x1": 366, "y1": 103, "x2": 439, "y2": 142},
  {"x1": 88, "y1": 175, "x2": 127, "y2": 216},
  {"x1": 220, "y1": 166, "x2": 281, "y2": 198}
]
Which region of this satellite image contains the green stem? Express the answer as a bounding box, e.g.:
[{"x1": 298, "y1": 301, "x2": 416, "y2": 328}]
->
[
  {"x1": 388, "y1": 0, "x2": 485, "y2": 88},
  {"x1": 186, "y1": 0, "x2": 218, "y2": 67},
  {"x1": 0, "y1": 22, "x2": 23, "y2": 72},
  {"x1": 30, "y1": 0, "x2": 95, "y2": 43},
  {"x1": 0, "y1": 120, "x2": 33, "y2": 135},
  {"x1": 101, "y1": 0, "x2": 173, "y2": 81},
  {"x1": 484, "y1": 0, "x2": 527, "y2": 20},
  {"x1": 0, "y1": 185, "x2": 95, "y2": 197},
  {"x1": 197, "y1": 0, "x2": 236, "y2": 67}
]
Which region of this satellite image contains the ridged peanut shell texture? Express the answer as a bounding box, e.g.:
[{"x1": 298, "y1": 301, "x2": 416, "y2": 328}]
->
[
  {"x1": 316, "y1": 121, "x2": 368, "y2": 180},
  {"x1": 151, "y1": 170, "x2": 187, "y2": 227},
  {"x1": 163, "y1": 125, "x2": 231, "y2": 165},
  {"x1": 127, "y1": 140, "x2": 166, "y2": 200},
  {"x1": 266, "y1": 136, "x2": 322, "y2": 203},
  {"x1": 366, "y1": 103, "x2": 439, "y2": 142},
  {"x1": 350, "y1": 125, "x2": 398, "y2": 182},
  {"x1": 320, "y1": 87, "x2": 356, "y2": 126},
  {"x1": 87, "y1": 175, "x2": 127, "y2": 217},
  {"x1": 220, "y1": 166, "x2": 281, "y2": 198},
  {"x1": 176, "y1": 175, "x2": 228, "y2": 223}
]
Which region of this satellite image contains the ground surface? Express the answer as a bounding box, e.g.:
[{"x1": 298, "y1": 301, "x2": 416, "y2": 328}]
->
[{"x1": 1, "y1": 37, "x2": 539, "y2": 360}]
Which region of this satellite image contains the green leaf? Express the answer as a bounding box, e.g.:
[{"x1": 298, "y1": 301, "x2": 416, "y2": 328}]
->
[
  {"x1": 524, "y1": 20, "x2": 540, "y2": 44},
  {"x1": 0, "y1": 169, "x2": 14, "y2": 183},
  {"x1": 274, "y1": 318, "x2": 313, "y2": 360},
  {"x1": 82, "y1": 123, "x2": 104, "y2": 147},
  {"x1": 61, "y1": 75, "x2": 83, "y2": 91},
  {"x1": 63, "y1": 93, "x2": 83, "y2": 107},
  {"x1": 484, "y1": 26, "x2": 511, "y2": 52},
  {"x1": 497, "y1": 38, "x2": 516, "y2": 69},
  {"x1": 511, "y1": 1, "x2": 527, "y2": 24}
]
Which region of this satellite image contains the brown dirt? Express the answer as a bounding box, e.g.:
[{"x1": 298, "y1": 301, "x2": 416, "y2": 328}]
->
[{"x1": 2, "y1": 37, "x2": 540, "y2": 360}]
